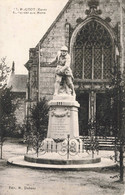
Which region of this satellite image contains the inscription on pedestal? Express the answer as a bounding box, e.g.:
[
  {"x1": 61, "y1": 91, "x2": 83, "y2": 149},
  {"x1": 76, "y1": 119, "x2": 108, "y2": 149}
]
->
[{"x1": 51, "y1": 117, "x2": 70, "y2": 139}]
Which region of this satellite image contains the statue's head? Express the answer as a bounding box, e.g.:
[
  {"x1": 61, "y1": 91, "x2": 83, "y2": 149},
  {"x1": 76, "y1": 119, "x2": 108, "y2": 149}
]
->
[{"x1": 60, "y1": 46, "x2": 68, "y2": 56}]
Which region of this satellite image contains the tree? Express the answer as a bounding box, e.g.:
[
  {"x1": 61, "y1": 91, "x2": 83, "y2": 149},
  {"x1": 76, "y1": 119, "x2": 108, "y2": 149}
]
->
[
  {"x1": 0, "y1": 57, "x2": 16, "y2": 159},
  {"x1": 0, "y1": 57, "x2": 10, "y2": 90},
  {"x1": 1, "y1": 88, "x2": 17, "y2": 133},
  {"x1": 109, "y1": 64, "x2": 124, "y2": 182},
  {"x1": 25, "y1": 97, "x2": 49, "y2": 157}
]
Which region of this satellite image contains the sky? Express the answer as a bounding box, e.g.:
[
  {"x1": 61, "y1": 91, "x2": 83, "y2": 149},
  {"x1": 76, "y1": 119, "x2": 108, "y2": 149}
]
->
[{"x1": 0, "y1": 0, "x2": 68, "y2": 74}]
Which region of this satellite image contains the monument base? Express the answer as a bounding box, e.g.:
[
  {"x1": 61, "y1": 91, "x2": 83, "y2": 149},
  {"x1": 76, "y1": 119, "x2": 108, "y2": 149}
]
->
[
  {"x1": 24, "y1": 153, "x2": 101, "y2": 165},
  {"x1": 8, "y1": 155, "x2": 117, "y2": 171},
  {"x1": 47, "y1": 94, "x2": 80, "y2": 139}
]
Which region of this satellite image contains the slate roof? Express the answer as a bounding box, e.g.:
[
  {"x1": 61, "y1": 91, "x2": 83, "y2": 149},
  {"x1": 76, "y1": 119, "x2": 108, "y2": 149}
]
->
[{"x1": 8, "y1": 74, "x2": 27, "y2": 93}]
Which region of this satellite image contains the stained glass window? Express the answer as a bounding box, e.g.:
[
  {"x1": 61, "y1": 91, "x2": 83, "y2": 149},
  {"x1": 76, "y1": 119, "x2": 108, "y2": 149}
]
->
[
  {"x1": 74, "y1": 47, "x2": 83, "y2": 78},
  {"x1": 84, "y1": 48, "x2": 92, "y2": 79},
  {"x1": 74, "y1": 20, "x2": 112, "y2": 80},
  {"x1": 94, "y1": 48, "x2": 102, "y2": 79}
]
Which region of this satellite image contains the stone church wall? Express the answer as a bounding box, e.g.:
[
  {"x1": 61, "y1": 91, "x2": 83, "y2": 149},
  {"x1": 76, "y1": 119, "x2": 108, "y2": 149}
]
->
[
  {"x1": 40, "y1": 67, "x2": 55, "y2": 100},
  {"x1": 13, "y1": 94, "x2": 26, "y2": 125},
  {"x1": 40, "y1": 0, "x2": 122, "y2": 64},
  {"x1": 38, "y1": 0, "x2": 125, "y2": 100},
  {"x1": 28, "y1": 0, "x2": 125, "y2": 101}
]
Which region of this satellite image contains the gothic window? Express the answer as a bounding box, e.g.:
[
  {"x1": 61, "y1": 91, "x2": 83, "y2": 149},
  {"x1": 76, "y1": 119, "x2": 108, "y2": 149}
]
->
[{"x1": 74, "y1": 20, "x2": 112, "y2": 80}]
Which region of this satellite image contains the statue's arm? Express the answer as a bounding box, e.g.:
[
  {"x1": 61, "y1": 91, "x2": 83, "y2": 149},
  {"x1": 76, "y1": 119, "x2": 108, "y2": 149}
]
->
[
  {"x1": 49, "y1": 51, "x2": 61, "y2": 65},
  {"x1": 49, "y1": 57, "x2": 57, "y2": 65}
]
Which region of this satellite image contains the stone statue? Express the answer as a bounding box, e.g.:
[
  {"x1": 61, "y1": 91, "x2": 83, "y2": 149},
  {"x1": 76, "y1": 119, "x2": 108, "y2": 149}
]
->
[{"x1": 51, "y1": 46, "x2": 75, "y2": 96}]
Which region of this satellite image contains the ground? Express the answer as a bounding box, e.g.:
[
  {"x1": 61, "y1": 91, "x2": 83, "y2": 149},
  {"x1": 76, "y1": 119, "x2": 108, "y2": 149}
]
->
[{"x1": 0, "y1": 138, "x2": 125, "y2": 195}]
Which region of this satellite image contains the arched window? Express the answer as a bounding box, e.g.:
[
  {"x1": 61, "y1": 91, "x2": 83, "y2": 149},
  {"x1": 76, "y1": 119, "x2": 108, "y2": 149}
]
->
[{"x1": 74, "y1": 20, "x2": 112, "y2": 80}]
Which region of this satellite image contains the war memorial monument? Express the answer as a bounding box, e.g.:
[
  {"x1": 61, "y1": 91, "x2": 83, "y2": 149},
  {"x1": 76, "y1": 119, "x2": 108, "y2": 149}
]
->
[{"x1": 8, "y1": 46, "x2": 116, "y2": 170}]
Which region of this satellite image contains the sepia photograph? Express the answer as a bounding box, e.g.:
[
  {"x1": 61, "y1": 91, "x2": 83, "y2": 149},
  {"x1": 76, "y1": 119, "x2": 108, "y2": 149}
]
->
[{"x1": 0, "y1": 0, "x2": 125, "y2": 194}]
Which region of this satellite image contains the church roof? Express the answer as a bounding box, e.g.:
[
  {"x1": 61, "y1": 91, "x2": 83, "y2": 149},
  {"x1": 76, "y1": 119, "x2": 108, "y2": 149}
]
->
[{"x1": 8, "y1": 74, "x2": 27, "y2": 93}]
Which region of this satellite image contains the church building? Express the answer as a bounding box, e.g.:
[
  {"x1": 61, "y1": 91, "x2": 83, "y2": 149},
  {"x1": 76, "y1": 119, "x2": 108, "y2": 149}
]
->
[
  {"x1": 25, "y1": 0, "x2": 125, "y2": 136},
  {"x1": 8, "y1": 62, "x2": 27, "y2": 126}
]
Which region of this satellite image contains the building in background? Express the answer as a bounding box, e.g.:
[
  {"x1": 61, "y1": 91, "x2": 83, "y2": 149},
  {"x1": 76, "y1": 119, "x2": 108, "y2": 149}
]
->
[
  {"x1": 8, "y1": 62, "x2": 27, "y2": 126},
  {"x1": 25, "y1": 0, "x2": 125, "y2": 136}
]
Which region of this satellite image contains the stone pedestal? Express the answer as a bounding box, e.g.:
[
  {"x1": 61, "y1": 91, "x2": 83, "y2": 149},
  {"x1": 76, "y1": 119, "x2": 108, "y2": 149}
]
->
[
  {"x1": 22, "y1": 95, "x2": 103, "y2": 168},
  {"x1": 47, "y1": 94, "x2": 80, "y2": 139}
]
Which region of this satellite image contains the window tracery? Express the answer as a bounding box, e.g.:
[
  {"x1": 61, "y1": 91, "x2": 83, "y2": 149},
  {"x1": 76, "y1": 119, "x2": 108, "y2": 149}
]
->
[{"x1": 74, "y1": 20, "x2": 112, "y2": 80}]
